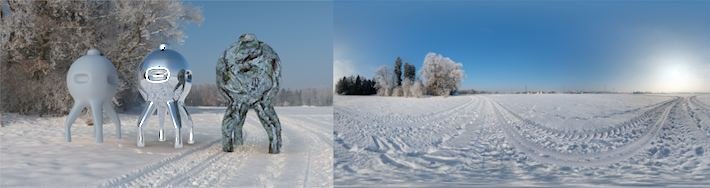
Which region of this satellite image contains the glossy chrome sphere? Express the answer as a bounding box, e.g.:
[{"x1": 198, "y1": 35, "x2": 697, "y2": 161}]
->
[
  {"x1": 136, "y1": 44, "x2": 194, "y2": 149},
  {"x1": 138, "y1": 45, "x2": 192, "y2": 101}
]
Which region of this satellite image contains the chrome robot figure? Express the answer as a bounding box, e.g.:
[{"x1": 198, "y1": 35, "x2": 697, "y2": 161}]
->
[
  {"x1": 65, "y1": 48, "x2": 121, "y2": 143},
  {"x1": 217, "y1": 33, "x2": 282, "y2": 154},
  {"x1": 136, "y1": 44, "x2": 194, "y2": 148}
]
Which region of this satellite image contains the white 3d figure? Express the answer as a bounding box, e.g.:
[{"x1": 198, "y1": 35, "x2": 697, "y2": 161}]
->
[
  {"x1": 65, "y1": 48, "x2": 121, "y2": 143},
  {"x1": 136, "y1": 44, "x2": 194, "y2": 148}
]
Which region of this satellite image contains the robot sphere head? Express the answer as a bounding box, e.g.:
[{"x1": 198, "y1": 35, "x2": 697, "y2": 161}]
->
[
  {"x1": 67, "y1": 48, "x2": 118, "y2": 99},
  {"x1": 138, "y1": 44, "x2": 192, "y2": 100}
]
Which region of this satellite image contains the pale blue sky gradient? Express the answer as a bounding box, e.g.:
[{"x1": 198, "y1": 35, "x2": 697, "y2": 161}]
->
[
  {"x1": 175, "y1": 1, "x2": 333, "y2": 89},
  {"x1": 335, "y1": 1, "x2": 710, "y2": 92}
]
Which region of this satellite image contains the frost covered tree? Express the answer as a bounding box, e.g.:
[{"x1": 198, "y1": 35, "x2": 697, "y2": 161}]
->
[
  {"x1": 420, "y1": 52, "x2": 464, "y2": 96},
  {"x1": 373, "y1": 65, "x2": 394, "y2": 96},
  {"x1": 0, "y1": 0, "x2": 202, "y2": 114}
]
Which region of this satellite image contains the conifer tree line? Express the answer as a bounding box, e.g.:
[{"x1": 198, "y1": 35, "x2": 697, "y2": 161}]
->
[
  {"x1": 336, "y1": 53, "x2": 464, "y2": 97},
  {"x1": 334, "y1": 75, "x2": 377, "y2": 95}
]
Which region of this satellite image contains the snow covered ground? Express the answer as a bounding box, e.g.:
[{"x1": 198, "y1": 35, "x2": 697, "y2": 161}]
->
[
  {"x1": 334, "y1": 94, "x2": 710, "y2": 187},
  {"x1": 1, "y1": 106, "x2": 332, "y2": 187}
]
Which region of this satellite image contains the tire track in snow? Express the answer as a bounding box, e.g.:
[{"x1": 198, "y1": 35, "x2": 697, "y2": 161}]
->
[
  {"x1": 164, "y1": 115, "x2": 264, "y2": 187},
  {"x1": 492, "y1": 97, "x2": 678, "y2": 167},
  {"x1": 688, "y1": 96, "x2": 710, "y2": 138},
  {"x1": 99, "y1": 138, "x2": 222, "y2": 188},
  {"x1": 335, "y1": 96, "x2": 485, "y2": 182}
]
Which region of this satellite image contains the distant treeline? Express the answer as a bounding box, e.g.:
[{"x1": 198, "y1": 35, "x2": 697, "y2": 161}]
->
[
  {"x1": 457, "y1": 89, "x2": 663, "y2": 95},
  {"x1": 185, "y1": 84, "x2": 332, "y2": 106},
  {"x1": 335, "y1": 75, "x2": 377, "y2": 95}
]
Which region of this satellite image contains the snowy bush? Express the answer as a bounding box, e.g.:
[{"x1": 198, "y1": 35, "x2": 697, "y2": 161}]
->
[
  {"x1": 411, "y1": 79, "x2": 424, "y2": 97},
  {"x1": 374, "y1": 65, "x2": 394, "y2": 96},
  {"x1": 0, "y1": 0, "x2": 202, "y2": 114},
  {"x1": 392, "y1": 86, "x2": 403, "y2": 97},
  {"x1": 420, "y1": 52, "x2": 464, "y2": 96},
  {"x1": 401, "y1": 79, "x2": 412, "y2": 97},
  {"x1": 400, "y1": 78, "x2": 424, "y2": 98}
]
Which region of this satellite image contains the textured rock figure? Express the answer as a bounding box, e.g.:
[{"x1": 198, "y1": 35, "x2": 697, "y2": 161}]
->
[
  {"x1": 136, "y1": 44, "x2": 194, "y2": 149},
  {"x1": 65, "y1": 49, "x2": 121, "y2": 143},
  {"x1": 217, "y1": 33, "x2": 282, "y2": 153}
]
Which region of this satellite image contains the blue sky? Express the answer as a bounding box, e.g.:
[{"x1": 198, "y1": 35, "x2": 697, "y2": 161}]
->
[
  {"x1": 334, "y1": 1, "x2": 710, "y2": 92},
  {"x1": 174, "y1": 1, "x2": 332, "y2": 89}
]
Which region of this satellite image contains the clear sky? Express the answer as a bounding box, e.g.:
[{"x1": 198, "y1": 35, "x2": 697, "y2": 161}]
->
[
  {"x1": 174, "y1": 1, "x2": 332, "y2": 89},
  {"x1": 334, "y1": 1, "x2": 710, "y2": 92}
]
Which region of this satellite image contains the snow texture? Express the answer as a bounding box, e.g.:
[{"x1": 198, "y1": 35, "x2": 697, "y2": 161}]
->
[
  {"x1": 0, "y1": 106, "x2": 333, "y2": 187},
  {"x1": 334, "y1": 94, "x2": 710, "y2": 187}
]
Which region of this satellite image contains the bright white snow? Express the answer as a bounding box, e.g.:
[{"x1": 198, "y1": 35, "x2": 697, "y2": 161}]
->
[
  {"x1": 334, "y1": 94, "x2": 710, "y2": 187},
  {"x1": 0, "y1": 106, "x2": 333, "y2": 187}
]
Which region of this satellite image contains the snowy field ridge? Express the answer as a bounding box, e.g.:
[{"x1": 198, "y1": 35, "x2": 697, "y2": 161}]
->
[
  {"x1": 0, "y1": 107, "x2": 333, "y2": 187},
  {"x1": 334, "y1": 94, "x2": 710, "y2": 187}
]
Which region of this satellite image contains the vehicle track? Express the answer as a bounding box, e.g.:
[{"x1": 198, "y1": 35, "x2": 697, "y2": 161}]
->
[
  {"x1": 492, "y1": 97, "x2": 678, "y2": 167},
  {"x1": 99, "y1": 138, "x2": 222, "y2": 188},
  {"x1": 688, "y1": 96, "x2": 710, "y2": 138},
  {"x1": 100, "y1": 112, "x2": 332, "y2": 187}
]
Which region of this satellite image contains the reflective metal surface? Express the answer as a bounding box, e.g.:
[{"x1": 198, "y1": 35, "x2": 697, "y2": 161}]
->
[
  {"x1": 65, "y1": 48, "x2": 121, "y2": 143},
  {"x1": 136, "y1": 44, "x2": 194, "y2": 148}
]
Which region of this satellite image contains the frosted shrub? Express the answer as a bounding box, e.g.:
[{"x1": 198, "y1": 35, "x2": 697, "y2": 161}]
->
[
  {"x1": 0, "y1": 0, "x2": 202, "y2": 114},
  {"x1": 411, "y1": 79, "x2": 425, "y2": 98},
  {"x1": 374, "y1": 66, "x2": 394, "y2": 96}
]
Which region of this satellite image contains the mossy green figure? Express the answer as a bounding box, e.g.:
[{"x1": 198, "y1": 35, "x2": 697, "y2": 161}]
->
[{"x1": 217, "y1": 33, "x2": 282, "y2": 154}]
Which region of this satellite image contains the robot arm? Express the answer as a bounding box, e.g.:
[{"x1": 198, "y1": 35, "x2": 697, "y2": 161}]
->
[{"x1": 179, "y1": 70, "x2": 192, "y2": 103}]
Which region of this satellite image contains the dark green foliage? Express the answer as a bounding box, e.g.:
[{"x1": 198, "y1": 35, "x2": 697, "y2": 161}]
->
[
  {"x1": 394, "y1": 57, "x2": 403, "y2": 86},
  {"x1": 335, "y1": 75, "x2": 377, "y2": 95},
  {"x1": 404, "y1": 63, "x2": 416, "y2": 81}
]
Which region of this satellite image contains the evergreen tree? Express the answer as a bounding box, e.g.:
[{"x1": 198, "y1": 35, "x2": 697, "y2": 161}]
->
[
  {"x1": 404, "y1": 63, "x2": 416, "y2": 81},
  {"x1": 394, "y1": 57, "x2": 403, "y2": 86}
]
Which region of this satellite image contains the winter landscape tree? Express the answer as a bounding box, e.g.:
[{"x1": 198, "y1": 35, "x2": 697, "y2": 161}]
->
[
  {"x1": 335, "y1": 75, "x2": 377, "y2": 95},
  {"x1": 373, "y1": 65, "x2": 394, "y2": 96},
  {"x1": 394, "y1": 57, "x2": 402, "y2": 87},
  {"x1": 420, "y1": 52, "x2": 464, "y2": 96},
  {"x1": 403, "y1": 63, "x2": 416, "y2": 81},
  {"x1": 0, "y1": 0, "x2": 202, "y2": 115}
]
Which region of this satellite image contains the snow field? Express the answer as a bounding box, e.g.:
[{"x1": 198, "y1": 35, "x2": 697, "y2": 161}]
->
[
  {"x1": 334, "y1": 94, "x2": 710, "y2": 186},
  {"x1": 0, "y1": 106, "x2": 333, "y2": 187}
]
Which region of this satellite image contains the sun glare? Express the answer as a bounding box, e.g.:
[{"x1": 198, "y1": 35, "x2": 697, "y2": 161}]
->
[{"x1": 653, "y1": 54, "x2": 699, "y2": 92}]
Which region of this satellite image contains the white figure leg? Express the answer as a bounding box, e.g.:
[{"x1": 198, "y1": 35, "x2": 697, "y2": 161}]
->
[
  {"x1": 167, "y1": 100, "x2": 183, "y2": 148},
  {"x1": 104, "y1": 99, "x2": 121, "y2": 139},
  {"x1": 137, "y1": 101, "x2": 156, "y2": 147},
  {"x1": 89, "y1": 100, "x2": 104, "y2": 143},
  {"x1": 65, "y1": 101, "x2": 87, "y2": 142}
]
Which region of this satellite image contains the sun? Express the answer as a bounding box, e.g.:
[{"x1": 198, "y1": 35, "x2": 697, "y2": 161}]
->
[{"x1": 653, "y1": 54, "x2": 699, "y2": 93}]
